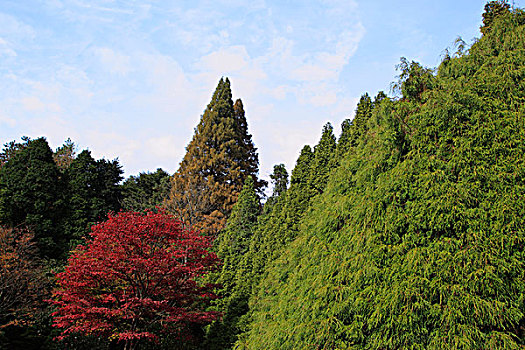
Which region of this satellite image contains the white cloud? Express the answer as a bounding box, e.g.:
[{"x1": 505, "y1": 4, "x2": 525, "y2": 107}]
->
[
  {"x1": 93, "y1": 47, "x2": 132, "y2": 76},
  {"x1": 0, "y1": 114, "x2": 16, "y2": 127},
  {"x1": 21, "y1": 96, "x2": 61, "y2": 113},
  {"x1": 0, "y1": 13, "x2": 35, "y2": 40},
  {"x1": 197, "y1": 46, "x2": 250, "y2": 73},
  {"x1": 0, "y1": 37, "x2": 16, "y2": 57},
  {"x1": 85, "y1": 129, "x2": 140, "y2": 161},
  {"x1": 0, "y1": 0, "x2": 366, "y2": 179},
  {"x1": 145, "y1": 135, "x2": 183, "y2": 160}
]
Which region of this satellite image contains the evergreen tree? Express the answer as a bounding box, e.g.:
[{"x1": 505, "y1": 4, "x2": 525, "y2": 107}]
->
[
  {"x1": 121, "y1": 168, "x2": 170, "y2": 212},
  {"x1": 0, "y1": 138, "x2": 66, "y2": 259},
  {"x1": 53, "y1": 138, "x2": 77, "y2": 171},
  {"x1": 392, "y1": 57, "x2": 435, "y2": 102},
  {"x1": 205, "y1": 176, "x2": 260, "y2": 349},
  {"x1": 308, "y1": 123, "x2": 336, "y2": 196},
  {"x1": 481, "y1": 0, "x2": 511, "y2": 34},
  {"x1": 166, "y1": 78, "x2": 264, "y2": 235},
  {"x1": 232, "y1": 126, "x2": 336, "y2": 347},
  {"x1": 0, "y1": 137, "x2": 31, "y2": 168},
  {"x1": 264, "y1": 164, "x2": 288, "y2": 210},
  {"x1": 337, "y1": 91, "x2": 387, "y2": 160},
  {"x1": 64, "y1": 150, "x2": 123, "y2": 246}
]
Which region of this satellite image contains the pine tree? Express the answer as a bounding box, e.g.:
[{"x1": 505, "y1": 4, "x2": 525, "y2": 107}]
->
[
  {"x1": 53, "y1": 138, "x2": 77, "y2": 171},
  {"x1": 0, "y1": 138, "x2": 66, "y2": 259},
  {"x1": 166, "y1": 78, "x2": 264, "y2": 236},
  {"x1": 0, "y1": 137, "x2": 31, "y2": 168}
]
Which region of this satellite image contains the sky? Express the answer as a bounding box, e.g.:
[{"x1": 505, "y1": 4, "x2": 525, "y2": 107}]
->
[{"x1": 1, "y1": 0, "x2": 522, "y2": 184}]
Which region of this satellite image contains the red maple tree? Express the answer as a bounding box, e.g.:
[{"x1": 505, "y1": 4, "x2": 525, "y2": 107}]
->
[{"x1": 50, "y1": 211, "x2": 220, "y2": 349}]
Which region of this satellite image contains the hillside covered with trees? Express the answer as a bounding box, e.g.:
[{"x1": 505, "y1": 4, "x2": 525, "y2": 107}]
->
[{"x1": 1, "y1": 1, "x2": 524, "y2": 349}]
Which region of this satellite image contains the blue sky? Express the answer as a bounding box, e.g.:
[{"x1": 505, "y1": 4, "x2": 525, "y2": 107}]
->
[{"x1": 1, "y1": 0, "x2": 521, "y2": 182}]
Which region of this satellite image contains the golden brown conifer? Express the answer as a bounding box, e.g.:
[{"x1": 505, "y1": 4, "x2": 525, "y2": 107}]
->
[{"x1": 166, "y1": 78, "x2": 264, "y2": 235}]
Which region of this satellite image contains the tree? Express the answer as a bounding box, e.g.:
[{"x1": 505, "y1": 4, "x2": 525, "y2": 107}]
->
[
  {"x1": 238, "y1": 6, "x2": 525, "y2": 348},
  {"x1": 0, "y1": 138, "x2": 66, "y2": 259},
  {"x1": 391, "y1": 57, "x2": 435, "y2": 102},
  {"x1": 0, "y1": 227, "x2": 48, "y2": 330},
  {"x1": 166, "y1": 78, "x2": 265, "y2": 236},
  {"x1": 337, "y1": 92, "x2": 386, "y2": 161},
  {"x1": 121, "y1": 169, "x2": 171, "y2": 212},
  {"x1": 215, "y1": 176, "x2": 260, "y2": 289},
  {"x1": 481, "y1": 0, "x2": 511, "y2": 34},
  {"x1": 51, "y1": 211, "x2": 220, "y2": 350},
  {"x1": 205, "y1": 176, "x2": 261, "y2": 349},
  {"x1": 264, "y1": 164, "x2": 288, "y2": 210},
  {"x1": 64, "y1": 150, "x2": 123, "y2": 247},
  {"x1": 230, "y1": 145, "x2": 317, "y2": 347},
  {"x1": 53, "y1": 138, "x2": 77, "y2": 171},
  {"x1": 307, "y1": 123, "x2": 336, "y2": 195},
  {"x1": 0, "y1": 136, "x2": 31, "y2": 168}
]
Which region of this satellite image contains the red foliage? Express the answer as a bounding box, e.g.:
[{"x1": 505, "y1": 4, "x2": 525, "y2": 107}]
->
[{"x1": 50, "y1": 211, "x2": 220, "y2": 347}]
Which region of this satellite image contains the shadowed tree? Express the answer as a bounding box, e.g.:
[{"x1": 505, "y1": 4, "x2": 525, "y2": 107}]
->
[{"x1": 0, "y1": 138, "x2": 66, "y2": 259}]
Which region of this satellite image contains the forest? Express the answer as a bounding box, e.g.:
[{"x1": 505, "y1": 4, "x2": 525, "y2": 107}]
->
[{"x1": 1, "y1": 2, "x2": 525, "y2": 349}]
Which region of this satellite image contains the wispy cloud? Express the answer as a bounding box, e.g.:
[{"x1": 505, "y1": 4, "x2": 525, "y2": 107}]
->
[{"x1": 0, "y1": 0, "x2": 365, "y2": 179}]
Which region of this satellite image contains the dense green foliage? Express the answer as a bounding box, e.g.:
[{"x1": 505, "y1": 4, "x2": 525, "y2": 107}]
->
[
  {"x1": 264, "y1": 164, "x2": 288, "y2": 210},
  {"x1": 0, "y1": 138, "x2": 66, "y2": 259},
  {"x1": 120, "y1": 168, "x2": 170, "y2": 212},
  {"x1": 206, "y1": 176, "x2": 261, "y2": 349},
  {"x1": 65, "y1": 150, "x2": 123, "y2": 246},
  {"x1": 203, "y1": 125, "x2": 337, "y2": 348},
  {"x1": 237, "y1": 5, "x2": 525, "y2": 349}
]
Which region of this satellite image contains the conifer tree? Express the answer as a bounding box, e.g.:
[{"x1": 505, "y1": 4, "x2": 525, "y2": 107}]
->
[
  {"x1": 264, "y1": 164, "x2": 288, "y2": 210},
  {"x1": 53, "y1": 138, "x2": 77, "y2": 171},
  {"x1": 166, "y1": 78, "x2": 264, "y2": 235},
  {"x1": 308, "y1": 123, "x2": 336, "y2": 195},
  {"x1": 337, "y1": 92, "x2": 385, "y2": 160},
  {"x1": 232, "y1": 126, "x2": 337, "y2": 347},
  {"x1": 0, "y1": 137, "x2": 31, "y2": 168},
  {"x1": 64, "y1": 150, "x2": 123, "y2": 246},
  {"x1": 205, "y1": 176, "x2": 260, "y2": 349},
  {"x1": 0, "y1": 138, "x2": 66, "y2": 259}
]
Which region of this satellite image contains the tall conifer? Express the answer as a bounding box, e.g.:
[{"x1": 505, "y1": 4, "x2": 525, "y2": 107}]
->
[
  {"x1": 264, "y1": 164, "x2": 289, "y2": 211},
  {"x1": 308, "y1": 123, "x2": 336, "y2": 195},
  {"x1": 166, "y1": 78, "x2": 264, "y2": 235}
]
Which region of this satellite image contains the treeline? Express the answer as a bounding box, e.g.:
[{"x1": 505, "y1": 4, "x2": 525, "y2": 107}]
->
[
  {"x1": 1, "y1": 1, "x2": 525, "y2": 349},
  {"x1": 0, "y1": 138, "x2": 171, "y2": 348}
]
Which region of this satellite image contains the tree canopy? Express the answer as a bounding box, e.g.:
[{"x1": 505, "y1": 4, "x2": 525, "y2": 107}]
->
[
  {"x1": 236, "y1": 5, "x2": 525, "y2": 349},
  {"x1": 51, "y1": 211, "x2": 220, "y2": 349}
]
